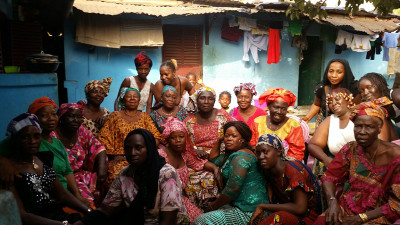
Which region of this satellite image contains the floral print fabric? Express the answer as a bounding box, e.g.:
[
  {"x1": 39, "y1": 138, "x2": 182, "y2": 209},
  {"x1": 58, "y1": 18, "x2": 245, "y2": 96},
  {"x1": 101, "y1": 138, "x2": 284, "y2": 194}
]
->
[{"x1": 103, "y1": 164, "x2": 188, "y2": 224}]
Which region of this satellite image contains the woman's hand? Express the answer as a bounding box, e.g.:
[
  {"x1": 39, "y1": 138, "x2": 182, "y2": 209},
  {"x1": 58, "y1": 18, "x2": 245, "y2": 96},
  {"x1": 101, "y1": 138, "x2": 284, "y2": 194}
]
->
[
  {"x1": 300, "y1": 116, "x2": 310, "y2": 124},
  {"x1": 73, "y1": 221, "x2": 84, "y2": 225},
  {"x1": 204, "y1": 201, "x2": 215, "y2": 213},
  {"x1": 195, "y1": 149, "x2": 209, "y2": 159},
  {"x1": 342, "y1": 215, "x2": 363, "y2": 225},
  {"x1": 323, "y1": 157, "x2": 333, "y2": 168},
  {"x1": 75, "y1": 193, "x2": 91, "y2": 207},
  {"x1": 249, "y1": 205, "x2": 265, "y2": 225},
  {"x1": 325, "y1": 199, "x2": 343, "y2": 224},
  {"x1": 95, "y1": 116, "x2": 108, "y2": 127}
]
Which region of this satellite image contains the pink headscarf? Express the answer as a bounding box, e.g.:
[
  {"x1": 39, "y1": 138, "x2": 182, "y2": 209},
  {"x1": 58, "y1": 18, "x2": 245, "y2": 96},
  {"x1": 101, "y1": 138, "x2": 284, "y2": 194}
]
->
[
  {"x1": 162, "y1": 117, "x2": 194, "y2": 153},
  {"x1": 58, "y1": 103, "x2": 84, "y2": 118}
]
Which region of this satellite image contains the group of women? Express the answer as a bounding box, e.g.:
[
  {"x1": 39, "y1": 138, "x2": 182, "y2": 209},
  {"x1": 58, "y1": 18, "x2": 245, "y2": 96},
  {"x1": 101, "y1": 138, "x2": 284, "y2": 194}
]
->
[{"x1": 0, "y1": 52, "x2": 399, "y2": 225}]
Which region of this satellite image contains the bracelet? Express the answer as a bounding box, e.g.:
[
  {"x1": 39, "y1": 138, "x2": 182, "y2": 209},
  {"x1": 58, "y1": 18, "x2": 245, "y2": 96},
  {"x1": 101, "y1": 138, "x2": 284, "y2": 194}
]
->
[
  {"x1": 329, "y1": 196, "x2": 336, "y2": 201},
  {"x1": 358, "y1": 213, "x2": 368, "y2": 223},
  {"x1": 87, "y1": 208, "x2": 92, "y2": 213},
  {"x1": 62, "y1": 221, "x2": 68, "y2": 225}
]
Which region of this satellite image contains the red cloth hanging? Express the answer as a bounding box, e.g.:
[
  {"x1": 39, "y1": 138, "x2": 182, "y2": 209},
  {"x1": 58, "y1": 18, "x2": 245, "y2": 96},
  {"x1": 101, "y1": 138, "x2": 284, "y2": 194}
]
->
[{"x1": 267, "y1": 28, "x2": 281, "y2": 64}]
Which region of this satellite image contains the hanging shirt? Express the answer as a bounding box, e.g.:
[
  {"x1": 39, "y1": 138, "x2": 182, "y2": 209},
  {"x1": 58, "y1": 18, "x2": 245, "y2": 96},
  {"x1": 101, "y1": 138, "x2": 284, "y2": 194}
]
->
[
  {"x1": 335, "y1": 30, "x2": 353, "y2": 48},
  {"x1": 351, "y1": 34, "x2": 371, "y2": 52},
  {"x1": 382, "y1": 32, "x2": 400, "y2": 61},
  {"x1": 242, "y1": 31, "x2": 268, "y2": 64}
]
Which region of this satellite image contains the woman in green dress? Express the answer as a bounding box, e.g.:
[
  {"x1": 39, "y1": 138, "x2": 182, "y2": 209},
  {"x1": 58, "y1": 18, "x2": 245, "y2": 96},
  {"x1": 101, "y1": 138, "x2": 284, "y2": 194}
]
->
[{"x1": 193, "y1": 121, "x2": 269, "y2": 225}]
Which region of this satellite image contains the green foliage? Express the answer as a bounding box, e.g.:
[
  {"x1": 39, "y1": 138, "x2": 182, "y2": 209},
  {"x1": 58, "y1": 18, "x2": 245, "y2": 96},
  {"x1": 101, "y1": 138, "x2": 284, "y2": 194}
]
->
[{"x1": 286, "y1": 0, "x2": 400, "y2": 20}]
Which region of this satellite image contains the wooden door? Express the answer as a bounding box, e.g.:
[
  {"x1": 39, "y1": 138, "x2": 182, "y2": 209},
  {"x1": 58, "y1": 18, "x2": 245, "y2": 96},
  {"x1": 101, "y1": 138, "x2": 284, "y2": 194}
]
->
[{"x1": 162, "y1": 25, "x2": 203, "y2": 79}]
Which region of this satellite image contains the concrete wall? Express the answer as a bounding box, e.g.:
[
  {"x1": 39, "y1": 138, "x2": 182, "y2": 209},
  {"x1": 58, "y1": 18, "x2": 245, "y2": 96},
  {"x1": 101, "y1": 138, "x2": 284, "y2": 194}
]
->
[{"x1": 64, "y1": 13, "x2": 392, "y2": 111}]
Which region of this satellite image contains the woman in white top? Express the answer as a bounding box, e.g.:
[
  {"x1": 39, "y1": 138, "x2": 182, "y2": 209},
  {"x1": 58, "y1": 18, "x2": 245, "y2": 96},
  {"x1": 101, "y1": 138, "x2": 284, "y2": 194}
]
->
[
  {"x1": 114, "y1": 51, "x2": 154, "y2": 113},
  {"x1": 308, "y1": 88, "x2": 355, "y2": 176}
]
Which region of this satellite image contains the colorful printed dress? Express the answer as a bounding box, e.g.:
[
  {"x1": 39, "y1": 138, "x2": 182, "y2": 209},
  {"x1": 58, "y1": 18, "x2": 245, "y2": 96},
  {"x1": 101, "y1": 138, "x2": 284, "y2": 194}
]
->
[
  {"x1": 78, "y1": 100, "x2": 111, "y2": 137},
  {"x1": 97, "y1": 112, "x2": 163, "y2": 188},
  {"x1": 260, "y1": 160, "x2": 320, "y2": 225},
  {"x1": 150, "y1": 105, "x2": 189, "y2": 133},
  {"x1": 158, "y1": 148, "x2": 209, "y2": 222},
  {"x1": 184, "y1": 109, "x2": 234, "y2": 153},
  {"x1": 52, "y1": 125, "x2": 106, "y2": 203},
  {"x1": 320, "y1": 142, "x2": 400, "y2": 224},
  {"x1": 103, "y1": 164, "x2": 189, "y2": 224},
  {"x1": 194, "y1": 151, "x2": 269, "y2": 225},
  {"x1": 250, "y1": 116, "x2": 305, "y2": 161},
  {"x1": 230, "y1": 106, "x2": 266, "y2": 127}
]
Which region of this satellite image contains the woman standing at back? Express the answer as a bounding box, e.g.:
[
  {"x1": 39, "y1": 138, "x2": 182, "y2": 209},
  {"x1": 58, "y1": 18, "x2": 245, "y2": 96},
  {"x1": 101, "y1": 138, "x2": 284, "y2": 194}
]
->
[
  {"x1": 154, "y1": 60, "x2": 195, "y2": 106},
  {"x1": 114, "y1": 51, "x2": 154, "y2": 113},
  {"x1": 301, "y1": 59, "x2": 359, "y2": 124}
]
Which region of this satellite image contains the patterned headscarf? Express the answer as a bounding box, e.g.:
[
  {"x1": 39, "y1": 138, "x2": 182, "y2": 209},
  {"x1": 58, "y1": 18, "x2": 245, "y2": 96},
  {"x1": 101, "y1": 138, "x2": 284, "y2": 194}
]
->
[
  {"x1": 28, "y1": 97, "x2": 57, "y2": 114},
  {"x1": 256, "y1": 134, "x2": 289, "y2": 160},
  {"x1": 350, "y1": 101, "x2": 388, "y2": 122},
  {"x1": 233, "y1": 83, "x2": 257, "y2": 96},
  {"x1": 162, "y1": 117, "x2": 194, "y2": 153},
  {"x1": 134, "y1": 51, "x2": 152, "y2": 68},
  {"x1": 161, "y1": 85, "x2": 178, "y2": 96},
  {"x1": 6, "y1": 113, "x2": 42, "y2": 136},
  {"x1": 118, "y1": 87, "x2": 141, "y2": 110},
  {"x1": 85, "y1": 77, "x2": 112, "y2": 97},
  {"x1": 186, "y1": 86, "x2": 216, "y2": 112},
  {"x1": 259, "y1": 88, "x2": 297, "y2": 106},
  {"x1": 58, "y1": 103, "x2": 84, "y2": 118}
]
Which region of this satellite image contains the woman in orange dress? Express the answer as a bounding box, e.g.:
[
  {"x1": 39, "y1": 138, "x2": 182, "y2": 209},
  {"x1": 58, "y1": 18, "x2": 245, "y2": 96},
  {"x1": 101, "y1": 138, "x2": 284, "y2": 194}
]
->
[{"x1": 98, "y1": 87, "x2": 163, "y2": 188}]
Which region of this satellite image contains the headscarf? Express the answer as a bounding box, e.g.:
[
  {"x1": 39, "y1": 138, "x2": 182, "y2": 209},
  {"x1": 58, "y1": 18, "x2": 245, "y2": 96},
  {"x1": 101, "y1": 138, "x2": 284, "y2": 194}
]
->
[
  {"x1": 186, "y1": 86, "x2": 216, "y2": 112},
  {"x1": 134, "y1": 51, "x2": 152, "y2": 68},
  {"x1": 161, "y1": 85, "x2": 178, "y2": 96},
  {"x1": 233, "y1": 83, "x2": 257, "y2": 96},
  {"x1": 6, "y1": 113, "x2": 42, "y2": 136},
  {"x1": 322, "y1": 59, "x2": 358, "y2": 96},
  {"x1": 123, "y1": 128, "x2": 166, "y2": 224},
  {"x1": 84, "y1": 77, "x2": 112, "y2": 97},
  {"x1": 118, "y1": 87, "x2": 141, "y2": 110},
  {"x1": 325, "y1": 88, "x2": 355, "y2": 108},
  {"x1": 28, "y1": 97, "x2": 57, "y2": 114},
  {"x1": 162, "y1": 117, "x2": 194, "y2": 153},
  {"x1": 259, "y1": 88, "x2": 297, "y2": 106},
  {"x1": 58, "y1": 103, "x2": 84, "y2": 118},
  {"x1": 350, "y1": 101, "x2": 388, "y2": 122},
  {"x1": 256, "y1": 134, "x2": 289, "y2": 160}
]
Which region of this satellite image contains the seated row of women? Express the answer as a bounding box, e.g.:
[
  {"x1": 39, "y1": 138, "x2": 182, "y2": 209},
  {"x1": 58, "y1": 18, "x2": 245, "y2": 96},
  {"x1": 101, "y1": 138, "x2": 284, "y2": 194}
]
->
[{"x1": 3, "y1": 99, "x2": 400, "y2": 225}]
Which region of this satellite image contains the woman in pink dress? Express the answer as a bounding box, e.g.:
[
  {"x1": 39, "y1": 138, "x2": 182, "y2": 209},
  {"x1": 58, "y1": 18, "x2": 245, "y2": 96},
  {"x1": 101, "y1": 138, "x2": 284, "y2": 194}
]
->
[
  {"x1": 52, "y1": 103, "x2": 107, "y2": 205},
  {"x1": 230, "y1": 83, "x2": 266, "y2": 127},
  {"x1": 159, "y1": 117, "x2": 220, "y2": 222}
]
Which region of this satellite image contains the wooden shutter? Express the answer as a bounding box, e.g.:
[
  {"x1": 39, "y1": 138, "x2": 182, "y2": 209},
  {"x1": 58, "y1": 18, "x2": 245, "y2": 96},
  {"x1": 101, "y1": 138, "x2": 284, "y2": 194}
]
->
[
  {"x1": 162, "y1": 25, "x2": 203, "y2": 78},
  {"x1": 9, "y1": 21, "x2": 42, "y2": 70}
]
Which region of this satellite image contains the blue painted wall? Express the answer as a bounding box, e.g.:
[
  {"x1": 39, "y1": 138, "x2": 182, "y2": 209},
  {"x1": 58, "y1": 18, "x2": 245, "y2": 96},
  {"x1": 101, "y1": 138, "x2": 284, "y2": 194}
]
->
[
  {"x1": 0, "y1": 73, "x2": 59, "y2": 139},
  {"x1": 64, "y1": 13, "x2": 392, "y2": 111}
]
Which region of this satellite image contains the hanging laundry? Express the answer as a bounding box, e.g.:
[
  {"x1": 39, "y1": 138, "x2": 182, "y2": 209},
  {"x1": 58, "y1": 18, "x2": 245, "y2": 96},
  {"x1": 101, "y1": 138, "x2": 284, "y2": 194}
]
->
[
  {"x1": 387, "y1": 48, "x2": 400, "y2": 75},
  {"x1": 221, "y1": 18, "x2": 243, "y2": 42},
  {"x1": 287, "y1": 20, "x2": 302, "y2": 36},
  {"x1": 375, "y1": 34, "x2": 383, "y2": 55},
  {"x1": 366, "y1": 41, "x2": 376, "y2": 60},
  {"x1": 351, "y1": 34, "x2": 371, "y2": 52},
  {"x1": 251, "y1": 28, "x2": 269, "y2": 35},
  {"x1": 242, "y1": 31, "x2": 268, "y2": 63},
  {"x1": 292, "y1": 35, "x2": 308, "y2": 62},
  {"x1": 382, "y1": 32, "x2": 400, "y2": 61},
  {"x1": 238, "y1": 17, "x2": 257, "y2": 31},
  {"x1": 281, "y1": 28, "x2": 290, "y2": 41},
  {"x1": 335, "y1": 30, "x2": 353, "y2": 49},
  {"x1": 267, "y1": 28, "x2": 280, "y2": 64}
]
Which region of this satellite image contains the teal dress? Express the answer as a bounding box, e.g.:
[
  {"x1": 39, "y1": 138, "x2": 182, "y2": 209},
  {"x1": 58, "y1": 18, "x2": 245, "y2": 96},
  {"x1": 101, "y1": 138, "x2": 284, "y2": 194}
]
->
[{"x1": 194, "y1": 151, "x2": 269, "y2": 225}]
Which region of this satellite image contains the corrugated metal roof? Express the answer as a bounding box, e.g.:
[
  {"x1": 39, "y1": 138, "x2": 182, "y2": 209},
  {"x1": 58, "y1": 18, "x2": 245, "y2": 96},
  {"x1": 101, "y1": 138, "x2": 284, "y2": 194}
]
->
[
  {"x1": 73, "y1": 0, "x2": 258, "y2": 16},
  {"x1": 316, "y1": 15, "x2": 399, "y2": 34}
]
